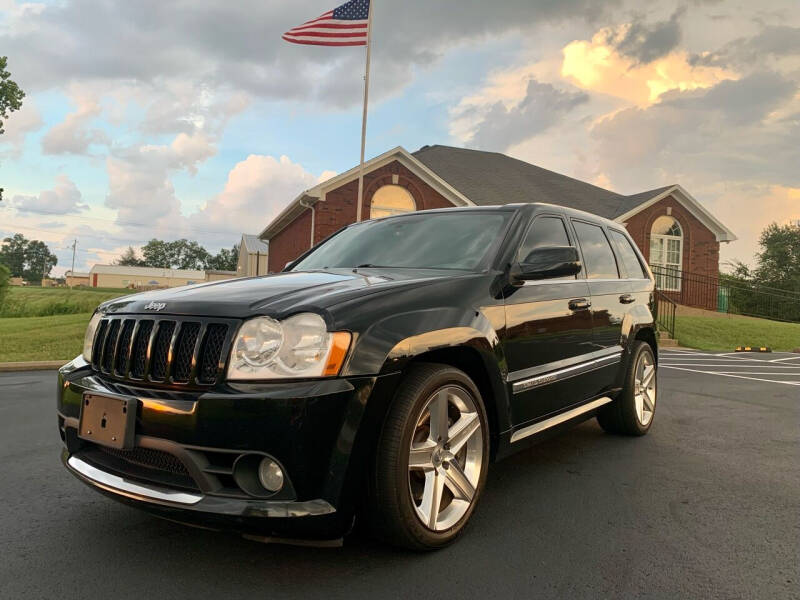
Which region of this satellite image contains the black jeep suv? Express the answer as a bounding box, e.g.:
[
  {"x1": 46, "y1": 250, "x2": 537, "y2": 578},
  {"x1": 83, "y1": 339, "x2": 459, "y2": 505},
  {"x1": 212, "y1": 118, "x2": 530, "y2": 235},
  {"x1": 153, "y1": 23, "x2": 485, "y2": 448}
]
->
[{"x1": 58, "y1": 203, "x2": 658, "y2": 550}]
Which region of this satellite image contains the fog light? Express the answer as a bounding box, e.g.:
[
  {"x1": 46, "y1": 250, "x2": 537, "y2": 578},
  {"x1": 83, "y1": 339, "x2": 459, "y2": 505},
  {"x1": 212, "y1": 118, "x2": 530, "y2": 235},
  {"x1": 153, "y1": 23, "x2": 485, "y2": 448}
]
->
[{"x1": 258, "y1": 458, "x2": 284, "y2": 492}]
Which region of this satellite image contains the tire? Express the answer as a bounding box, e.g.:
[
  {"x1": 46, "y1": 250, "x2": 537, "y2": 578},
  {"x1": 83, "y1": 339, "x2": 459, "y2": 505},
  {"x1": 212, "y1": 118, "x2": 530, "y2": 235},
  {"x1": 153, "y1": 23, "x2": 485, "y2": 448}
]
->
[
  {"x1": 369, "y1": 363, "x2": 490, "y2": 550},
  {"x1": 597, "y1": 341, "x2": 657, "y2": 436}
]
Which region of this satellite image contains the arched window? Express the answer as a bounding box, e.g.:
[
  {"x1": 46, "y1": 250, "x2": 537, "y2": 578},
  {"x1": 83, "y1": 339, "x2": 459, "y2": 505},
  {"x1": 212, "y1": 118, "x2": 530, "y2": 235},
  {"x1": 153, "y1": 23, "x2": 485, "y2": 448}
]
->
[
  {"x1": 370, "y1": 185, "x2": 416, "y2": 219},
  {"x1": 649, "y1": 215, "x2": 683, "y2": 291}
]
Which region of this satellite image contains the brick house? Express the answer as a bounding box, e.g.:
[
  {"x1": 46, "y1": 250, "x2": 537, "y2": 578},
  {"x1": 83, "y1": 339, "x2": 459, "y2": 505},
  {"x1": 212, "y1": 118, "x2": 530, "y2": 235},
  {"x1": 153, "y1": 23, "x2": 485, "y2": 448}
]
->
[{"x1": 259, "y1": 145, "x2": 736, "y2": 309}]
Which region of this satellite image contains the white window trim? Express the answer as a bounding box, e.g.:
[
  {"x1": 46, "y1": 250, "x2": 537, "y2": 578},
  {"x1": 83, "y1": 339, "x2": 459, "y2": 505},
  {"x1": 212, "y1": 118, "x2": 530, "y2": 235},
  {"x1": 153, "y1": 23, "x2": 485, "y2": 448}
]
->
[{"x1": 650, "y1": 231, "x2": 683, "y2": 292}]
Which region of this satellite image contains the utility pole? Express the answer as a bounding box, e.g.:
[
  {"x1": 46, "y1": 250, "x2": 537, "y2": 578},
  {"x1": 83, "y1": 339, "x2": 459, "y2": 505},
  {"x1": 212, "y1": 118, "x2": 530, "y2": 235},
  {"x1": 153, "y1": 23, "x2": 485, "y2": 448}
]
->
[{"x1": 69, "y1": 239, "x2": 77, "y2": 289}]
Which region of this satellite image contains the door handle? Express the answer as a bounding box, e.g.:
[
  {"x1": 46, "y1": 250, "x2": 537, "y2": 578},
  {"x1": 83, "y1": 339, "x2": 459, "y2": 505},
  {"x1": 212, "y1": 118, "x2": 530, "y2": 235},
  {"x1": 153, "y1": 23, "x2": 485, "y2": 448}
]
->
[
  {"x1": 619, "y1": 294, "x2": 635, "y2": 304},
  {"x1": 568, "y1": 298, "x2": 591, "y2": 311}
]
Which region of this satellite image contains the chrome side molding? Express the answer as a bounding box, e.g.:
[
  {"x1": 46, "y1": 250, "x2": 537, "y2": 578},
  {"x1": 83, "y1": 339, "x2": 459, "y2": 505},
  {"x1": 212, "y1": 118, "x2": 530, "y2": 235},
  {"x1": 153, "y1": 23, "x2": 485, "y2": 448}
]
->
[
  {"x1": 512, "y1": 354, "x2": 620, "y2": 394},
  {"x1": 67, "y1": 455, "x2": 203, "y2": 505},
  {"x1": 510, "y1": 396, "x2": 613, "y2": 443}
]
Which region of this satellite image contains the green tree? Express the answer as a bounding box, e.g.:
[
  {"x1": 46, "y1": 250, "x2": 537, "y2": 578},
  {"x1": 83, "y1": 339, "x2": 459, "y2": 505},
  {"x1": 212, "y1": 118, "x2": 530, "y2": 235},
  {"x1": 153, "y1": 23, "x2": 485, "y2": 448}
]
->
[
  {"x1": 0, "y1": 232, "x2": 26, "y2": 276},
  {"x1": 206, "y1": 244, "x2": 239, "y2": 271},
  {"x1": 0, "y1": 56, "x2": 25, "y2": 135},
  {"x1": 0, "y1": 234, "x2": 57, "y2": 282},
  {"x1": 141, "y1": 239, "x2": 210, "y2": 270},
  {"x1": 115, "y1": 246, "x2": 145, "y2": 266},
  {"x1": 22, "y1": 239, "x2": 58, "y2": 281},
  {"x1": 753, "y1": 223, "x2": 800, "y2": 291}
]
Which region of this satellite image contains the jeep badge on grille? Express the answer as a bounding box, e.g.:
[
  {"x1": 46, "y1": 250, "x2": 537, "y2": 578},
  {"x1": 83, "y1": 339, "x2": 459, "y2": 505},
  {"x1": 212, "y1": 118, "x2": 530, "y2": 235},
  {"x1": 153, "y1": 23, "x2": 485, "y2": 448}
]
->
[{"x1": 144, "y1": 301, "x2": 167, "y2": 311}]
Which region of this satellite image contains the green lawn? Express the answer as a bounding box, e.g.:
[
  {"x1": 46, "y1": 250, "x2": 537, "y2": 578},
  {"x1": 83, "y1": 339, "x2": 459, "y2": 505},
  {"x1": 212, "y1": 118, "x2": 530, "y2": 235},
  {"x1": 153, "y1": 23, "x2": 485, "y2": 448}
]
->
[
  {"x1": 0, "y1": 286, "x2": 132, "y2": 317},
  {"x1": 675, "y1": 315, "x2": 800, "y2": 352},
  {"x1": 0, "y1": 312, "x2": 92, "y2": 362}
]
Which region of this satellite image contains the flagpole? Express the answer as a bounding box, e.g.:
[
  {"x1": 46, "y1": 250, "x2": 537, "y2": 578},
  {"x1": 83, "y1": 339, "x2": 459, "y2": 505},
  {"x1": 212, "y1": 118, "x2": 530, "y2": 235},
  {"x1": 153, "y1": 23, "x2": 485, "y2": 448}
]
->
[{"x1": 355, "y1": 0, "x2": 373, "y2": 222}]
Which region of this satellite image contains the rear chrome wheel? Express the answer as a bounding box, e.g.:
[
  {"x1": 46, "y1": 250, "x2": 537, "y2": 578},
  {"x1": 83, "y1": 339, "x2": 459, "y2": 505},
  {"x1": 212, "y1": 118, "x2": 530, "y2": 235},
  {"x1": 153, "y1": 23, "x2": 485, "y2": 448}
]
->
[
  {"x1": 597, "y1": 340, "x2": 657, "y2": 436},
  {"x1": 634, "y1": 350, "x2": 656, "y2": 427},
  {"x1": 369, "y1": 363, "x2": 489, "y2": 550},
  {"x1": 408, "y1": 385, "x2": 483, "y2": 531}
]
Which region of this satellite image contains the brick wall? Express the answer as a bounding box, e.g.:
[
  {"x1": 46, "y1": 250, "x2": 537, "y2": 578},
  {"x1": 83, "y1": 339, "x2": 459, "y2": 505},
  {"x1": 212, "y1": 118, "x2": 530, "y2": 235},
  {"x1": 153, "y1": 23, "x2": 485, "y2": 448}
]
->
[
  {"x1": 624, "y1": 194, "x2": 720, "y2": 310},
  {"x1": 267, "y1": 160, "x2": 454, "y2": 272},
  {"x1": 267, "y1": 209, "x2": 312, "y2": 273}
]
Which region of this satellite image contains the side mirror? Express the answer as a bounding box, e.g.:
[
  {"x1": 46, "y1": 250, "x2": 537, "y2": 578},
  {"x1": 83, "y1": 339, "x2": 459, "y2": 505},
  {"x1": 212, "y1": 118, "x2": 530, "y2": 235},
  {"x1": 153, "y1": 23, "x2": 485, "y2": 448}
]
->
[{"x1": 512, "y1": 246, "x2": 581, "y2": 281}]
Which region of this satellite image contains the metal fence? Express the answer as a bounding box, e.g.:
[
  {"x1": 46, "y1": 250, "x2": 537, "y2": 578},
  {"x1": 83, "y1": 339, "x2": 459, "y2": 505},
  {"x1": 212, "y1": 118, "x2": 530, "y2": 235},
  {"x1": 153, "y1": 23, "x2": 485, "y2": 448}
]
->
[{"x1": 651, "y1": 265, "x2": 800, "y2": 323}]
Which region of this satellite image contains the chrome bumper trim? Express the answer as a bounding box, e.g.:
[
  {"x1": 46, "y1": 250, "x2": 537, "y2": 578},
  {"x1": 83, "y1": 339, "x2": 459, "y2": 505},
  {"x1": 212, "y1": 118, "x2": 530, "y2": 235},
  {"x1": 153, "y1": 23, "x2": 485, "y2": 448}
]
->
[
  {"x1": 510, "y1": 396, "x2": 613, "y2": 443},
  {"x1": 67, "y1": 455, "x2": 203, "y2": 505}
]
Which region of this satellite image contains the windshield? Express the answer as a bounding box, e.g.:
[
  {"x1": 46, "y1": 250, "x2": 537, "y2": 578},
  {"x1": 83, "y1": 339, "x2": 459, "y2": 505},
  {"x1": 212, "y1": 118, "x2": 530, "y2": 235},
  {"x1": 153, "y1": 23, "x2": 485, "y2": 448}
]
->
[{"x1": 291, "y1": 211, "x2": 512, "y2": 272}]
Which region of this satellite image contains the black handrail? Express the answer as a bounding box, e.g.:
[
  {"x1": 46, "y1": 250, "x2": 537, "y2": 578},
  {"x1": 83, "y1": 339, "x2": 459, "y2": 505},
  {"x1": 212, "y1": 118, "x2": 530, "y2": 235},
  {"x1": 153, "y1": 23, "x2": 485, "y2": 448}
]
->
[{"x1": 654, "y1": 289, "x2": 677, "y2": 340}]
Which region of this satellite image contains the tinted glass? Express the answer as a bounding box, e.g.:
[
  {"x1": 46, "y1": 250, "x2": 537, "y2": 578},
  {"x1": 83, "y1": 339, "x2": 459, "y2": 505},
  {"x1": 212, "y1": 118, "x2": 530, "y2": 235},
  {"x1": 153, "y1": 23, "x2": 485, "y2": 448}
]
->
[
  {"x1": 572, "y1": 221, "x2": 619, "y2": 279},
  {"x1": 610, "y1": 230, "x2": 648, "y2": 279},
  {"x1": 291, "y1": 211, "x2": 512, "y2": 271},
  {"x1": 518, "y1": 217, "x2": 571, "y2": 262}
]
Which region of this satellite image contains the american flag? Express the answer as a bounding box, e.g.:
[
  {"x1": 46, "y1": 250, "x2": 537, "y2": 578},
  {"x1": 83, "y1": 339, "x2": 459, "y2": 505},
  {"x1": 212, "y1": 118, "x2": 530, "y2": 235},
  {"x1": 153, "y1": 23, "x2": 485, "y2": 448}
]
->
[{"x1": 282, "y1": 0, "x2": 370, "y2": 47}]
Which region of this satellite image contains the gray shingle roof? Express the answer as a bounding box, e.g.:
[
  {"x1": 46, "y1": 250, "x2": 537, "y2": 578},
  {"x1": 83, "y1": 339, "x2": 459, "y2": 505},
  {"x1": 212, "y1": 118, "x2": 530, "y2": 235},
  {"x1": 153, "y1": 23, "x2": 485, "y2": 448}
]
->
[
  {"x1": 241, "y1": 234, "x2": 269, "y2": 254},
  {"x1": 412, "y1": 145, "x2": 672, "y2": 219}
]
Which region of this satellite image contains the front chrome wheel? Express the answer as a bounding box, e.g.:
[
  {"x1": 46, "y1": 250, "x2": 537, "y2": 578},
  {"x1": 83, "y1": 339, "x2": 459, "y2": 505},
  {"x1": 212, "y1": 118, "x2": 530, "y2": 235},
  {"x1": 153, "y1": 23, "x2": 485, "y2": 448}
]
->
[
  {"x1": 407, "y1": 385, "x2": 484, "y2": 531},
  {"x1": 634, "y1": 350, "x2": 656, "y2": 426}
]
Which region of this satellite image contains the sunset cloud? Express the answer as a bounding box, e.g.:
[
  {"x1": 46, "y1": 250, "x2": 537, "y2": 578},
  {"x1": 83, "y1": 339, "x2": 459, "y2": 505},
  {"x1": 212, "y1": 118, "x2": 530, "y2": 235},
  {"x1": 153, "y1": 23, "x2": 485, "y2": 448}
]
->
[{"x1": 562, "y1": 25, "x2": 738, "y2": 106}]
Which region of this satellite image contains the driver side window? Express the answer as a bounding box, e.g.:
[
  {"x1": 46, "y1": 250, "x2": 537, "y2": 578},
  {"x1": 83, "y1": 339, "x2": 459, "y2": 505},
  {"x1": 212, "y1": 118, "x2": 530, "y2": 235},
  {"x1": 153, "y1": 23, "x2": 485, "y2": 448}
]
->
[{"x1": 518, "y1": 216, "x2": 571, "y2": 263}]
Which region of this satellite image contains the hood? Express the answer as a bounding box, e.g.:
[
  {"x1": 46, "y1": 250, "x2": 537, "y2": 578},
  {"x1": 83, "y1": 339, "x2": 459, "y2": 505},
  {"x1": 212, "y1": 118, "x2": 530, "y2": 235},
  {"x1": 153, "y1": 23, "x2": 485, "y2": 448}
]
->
[{"x1": 99, "y1": 269, "x2": 456, "y2": 319}]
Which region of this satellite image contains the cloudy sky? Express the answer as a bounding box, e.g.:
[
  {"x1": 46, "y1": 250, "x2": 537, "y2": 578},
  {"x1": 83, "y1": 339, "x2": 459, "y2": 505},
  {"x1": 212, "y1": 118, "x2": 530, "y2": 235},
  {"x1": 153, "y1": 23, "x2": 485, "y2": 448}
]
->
[{"x1": 1, "y1": 0, "x2": 798, "y2": 275}]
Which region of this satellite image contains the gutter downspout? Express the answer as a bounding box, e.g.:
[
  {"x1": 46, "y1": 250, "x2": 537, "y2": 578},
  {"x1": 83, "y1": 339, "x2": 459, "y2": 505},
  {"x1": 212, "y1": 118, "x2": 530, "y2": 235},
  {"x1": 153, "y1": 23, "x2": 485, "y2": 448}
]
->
[{"x1": 300, "y1": 197, "x2": 316, "y2": 248}]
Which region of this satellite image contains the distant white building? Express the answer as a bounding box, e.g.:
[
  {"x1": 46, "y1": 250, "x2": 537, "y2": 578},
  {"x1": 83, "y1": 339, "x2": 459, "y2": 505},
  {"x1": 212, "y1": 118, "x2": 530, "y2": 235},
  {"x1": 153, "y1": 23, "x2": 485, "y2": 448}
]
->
[
  {"x1": 237, "y1": 234, "x2": 269, "y2": 277},
  {"x1": 88, "y1": 265, "x2": 207, "y2": 289}
]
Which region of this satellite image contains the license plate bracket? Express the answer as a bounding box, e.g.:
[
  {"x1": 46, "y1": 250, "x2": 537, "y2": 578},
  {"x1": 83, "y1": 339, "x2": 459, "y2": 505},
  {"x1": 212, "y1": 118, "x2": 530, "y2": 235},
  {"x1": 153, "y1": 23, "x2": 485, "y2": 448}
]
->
[{"x1": 79, "y1": 393, "x2": 138, "y2": 450}]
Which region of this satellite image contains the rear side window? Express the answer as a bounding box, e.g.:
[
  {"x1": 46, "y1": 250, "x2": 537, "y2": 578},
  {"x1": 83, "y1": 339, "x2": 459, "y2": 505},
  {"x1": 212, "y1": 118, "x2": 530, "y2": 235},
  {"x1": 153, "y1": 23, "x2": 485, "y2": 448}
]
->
[
  {"x1": 517, "y1": 216, "x2": 571, "y2": 262},
  {"x1": 609, "y1": 230, "x2": 648, "y2": 279},
  {"x1": 572, "y1": 221, "x2": 619, "y2": 279}
]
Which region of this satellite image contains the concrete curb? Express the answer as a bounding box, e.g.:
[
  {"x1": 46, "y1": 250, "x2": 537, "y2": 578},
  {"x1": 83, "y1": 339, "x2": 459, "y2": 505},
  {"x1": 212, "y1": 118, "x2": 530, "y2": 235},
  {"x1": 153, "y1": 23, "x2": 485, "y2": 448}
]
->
[{"x1": 0, "y1": 361, "x2": 68, "y2": 372}]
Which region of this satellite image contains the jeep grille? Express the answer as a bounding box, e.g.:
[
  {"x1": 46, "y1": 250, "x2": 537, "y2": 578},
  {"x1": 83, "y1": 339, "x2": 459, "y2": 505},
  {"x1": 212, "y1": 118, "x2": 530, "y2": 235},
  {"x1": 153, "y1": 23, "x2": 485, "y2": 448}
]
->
[{"x1": 91, "y1": 316, "x2": 235, "y2": 387}]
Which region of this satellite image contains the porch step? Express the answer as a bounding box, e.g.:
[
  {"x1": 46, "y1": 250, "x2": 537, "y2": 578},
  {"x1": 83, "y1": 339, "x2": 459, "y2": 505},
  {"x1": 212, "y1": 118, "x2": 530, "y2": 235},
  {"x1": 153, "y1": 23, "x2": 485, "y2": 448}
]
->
[{"x1": 657, "y1": 329, "x2": 679, "y2": 347}]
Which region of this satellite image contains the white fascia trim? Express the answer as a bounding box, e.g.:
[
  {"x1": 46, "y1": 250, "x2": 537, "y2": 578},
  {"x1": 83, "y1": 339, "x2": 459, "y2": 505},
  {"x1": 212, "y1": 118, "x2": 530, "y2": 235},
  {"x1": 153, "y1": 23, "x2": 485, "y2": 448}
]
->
[
  {"x1": 614, "y1": 185, "x2": 737, "y2": 243},
  {"x1": 317, "y1": 146, "x2": 474, "y2": 207}
]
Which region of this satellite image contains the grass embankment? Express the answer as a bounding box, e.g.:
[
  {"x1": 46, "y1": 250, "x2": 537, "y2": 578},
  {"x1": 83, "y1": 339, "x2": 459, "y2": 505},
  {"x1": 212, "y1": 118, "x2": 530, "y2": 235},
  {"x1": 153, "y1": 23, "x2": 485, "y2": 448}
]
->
[
  {"x1": 0, "y1": 313, "x2": 92, "y2": 362},
  {"x1": 0, "y1": 287, "x2": 133, "y2": 362},
  {"x1": 675, "y1": 315, "x2": 800, "y2": 352},
  {"x1": 0, "y1": 286, "x2": 131, "y2": 317}
]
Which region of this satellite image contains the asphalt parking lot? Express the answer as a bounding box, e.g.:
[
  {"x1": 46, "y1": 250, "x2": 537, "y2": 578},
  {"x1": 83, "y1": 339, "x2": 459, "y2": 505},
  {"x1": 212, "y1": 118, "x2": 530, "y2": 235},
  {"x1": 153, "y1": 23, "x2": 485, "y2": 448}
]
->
[{"x1": 1, "y1": 354, "x2": 797, "y2": 600}]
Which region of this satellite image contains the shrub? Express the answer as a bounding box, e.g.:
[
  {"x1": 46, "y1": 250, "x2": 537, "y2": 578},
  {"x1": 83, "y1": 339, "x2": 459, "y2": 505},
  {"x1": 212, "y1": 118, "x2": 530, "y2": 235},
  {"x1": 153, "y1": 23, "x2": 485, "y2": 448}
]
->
[{"x1": 0, "y1": 263, "x2": 9, "y2": 309}]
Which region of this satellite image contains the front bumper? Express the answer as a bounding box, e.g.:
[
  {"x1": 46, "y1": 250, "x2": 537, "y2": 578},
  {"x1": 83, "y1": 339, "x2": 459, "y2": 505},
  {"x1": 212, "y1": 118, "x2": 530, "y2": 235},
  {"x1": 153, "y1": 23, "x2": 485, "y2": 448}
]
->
[{"x1": 57, "y1": 357, "x2": 399, "y2": 541}]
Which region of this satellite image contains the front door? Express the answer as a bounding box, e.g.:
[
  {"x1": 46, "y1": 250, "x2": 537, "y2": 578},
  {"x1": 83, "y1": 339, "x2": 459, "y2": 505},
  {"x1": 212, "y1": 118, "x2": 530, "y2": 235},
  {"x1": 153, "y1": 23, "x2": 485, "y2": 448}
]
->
[{"x1": 503, "y1": 215, "x2": 595, "y2": 426}]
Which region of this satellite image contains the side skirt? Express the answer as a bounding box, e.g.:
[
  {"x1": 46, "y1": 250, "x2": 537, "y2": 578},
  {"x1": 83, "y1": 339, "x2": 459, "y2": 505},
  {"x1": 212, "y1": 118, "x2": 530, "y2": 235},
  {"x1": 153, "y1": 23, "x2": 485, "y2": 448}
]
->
[{"x1": 509, "y1": 396, "x2": 613, "y2": 444}]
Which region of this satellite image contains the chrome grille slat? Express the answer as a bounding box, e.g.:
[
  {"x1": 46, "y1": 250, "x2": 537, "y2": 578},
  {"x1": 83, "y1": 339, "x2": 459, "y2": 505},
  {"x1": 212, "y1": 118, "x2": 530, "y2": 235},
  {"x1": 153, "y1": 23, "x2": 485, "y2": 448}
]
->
[
  {"x1": 91, "y1": 319, "x2": 109, "y2": 368},
  {"x1": 91, "y1": 316, "x2": 231, "y2": 387},
  {"x1": 150, "y1": 321, "x2": 176, "y2": 381},
  {"x1": 101, "y1": 320, "x2": 121, "y2": 373},
  {"x1": 114, "y1": 320, "x2": 136, "y2": 376},
  {"x1": 129, "y1": 320, "x2": 154, "y2": 379}
]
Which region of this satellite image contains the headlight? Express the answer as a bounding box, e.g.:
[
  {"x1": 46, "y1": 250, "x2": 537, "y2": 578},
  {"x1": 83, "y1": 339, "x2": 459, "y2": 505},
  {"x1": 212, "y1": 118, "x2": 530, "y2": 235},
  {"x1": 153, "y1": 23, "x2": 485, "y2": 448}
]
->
[
  {"x1": 82, "y1": 312, "x2": 103, "y2": 362},
  {"x1": 227, "y1": 313, "x2": 351, "y2": 380}
]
